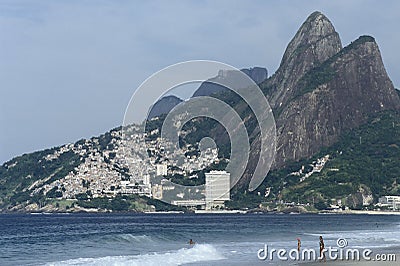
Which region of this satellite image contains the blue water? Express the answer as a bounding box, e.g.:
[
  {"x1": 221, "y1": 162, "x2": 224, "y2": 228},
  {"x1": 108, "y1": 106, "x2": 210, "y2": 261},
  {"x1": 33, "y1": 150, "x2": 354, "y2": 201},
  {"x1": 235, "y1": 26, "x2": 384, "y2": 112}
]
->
[{"x1": 0, "y1": 213, "x2": 399, "y2": 265}]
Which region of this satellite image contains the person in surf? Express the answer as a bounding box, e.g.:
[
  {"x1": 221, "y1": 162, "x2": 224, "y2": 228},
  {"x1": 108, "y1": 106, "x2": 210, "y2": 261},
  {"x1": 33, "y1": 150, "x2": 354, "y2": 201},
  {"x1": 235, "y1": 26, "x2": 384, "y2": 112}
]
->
[
  {"x1": 319, "y1": 236, "x2": 326, "y2": 262},
  {"x1": 189, "y1": 239, "x2": 195, "y2": 245},
  {"x1": 297, "y1": 238, "x2": 301, "y2": 252}
]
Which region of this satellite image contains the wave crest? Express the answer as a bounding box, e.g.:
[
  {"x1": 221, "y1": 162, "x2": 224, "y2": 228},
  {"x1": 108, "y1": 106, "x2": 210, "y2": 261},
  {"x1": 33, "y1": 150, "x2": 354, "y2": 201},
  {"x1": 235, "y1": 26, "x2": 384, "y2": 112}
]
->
[
  {"x1": 46, "y1": 243, "x2": 225, "y2": 266},
  {"x1": 106, "y1": 234, "x2": 154, "y2": 244}
]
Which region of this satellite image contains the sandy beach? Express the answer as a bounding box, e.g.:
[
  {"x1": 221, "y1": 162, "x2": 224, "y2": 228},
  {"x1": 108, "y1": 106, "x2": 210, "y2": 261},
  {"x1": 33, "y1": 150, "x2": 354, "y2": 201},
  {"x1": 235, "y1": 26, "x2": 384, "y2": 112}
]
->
[
  {"x1": 300, "y1": 248, "x2": 399, "y2": 266},
  {"x1": 327, "y1": 210, "x2": 400, "y2": 215}
]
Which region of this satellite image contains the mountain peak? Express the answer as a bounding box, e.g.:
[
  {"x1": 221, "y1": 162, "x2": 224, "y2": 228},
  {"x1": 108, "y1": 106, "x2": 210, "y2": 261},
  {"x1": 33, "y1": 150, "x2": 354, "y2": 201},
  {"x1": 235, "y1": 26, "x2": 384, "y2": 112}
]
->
[
  {"x1": 266, "y1": 12, "x2": 342, "y2": 109},
  {"x1": 148, "y1": 95, "x2": 183, "y2": 119},
  {"x1": 303, "y1": 11, "x2": 335, "y2": 38},
  {"x1": 281, "y1": 11, "x2": 342, "y2": 67},
  {"x1": 272, "y1": 30, "x2": 400, "y2": 167}
]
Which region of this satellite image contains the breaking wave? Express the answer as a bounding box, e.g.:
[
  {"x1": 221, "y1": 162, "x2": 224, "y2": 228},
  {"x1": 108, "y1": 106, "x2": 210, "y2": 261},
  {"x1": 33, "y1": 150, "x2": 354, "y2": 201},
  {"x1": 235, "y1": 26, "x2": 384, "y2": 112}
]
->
[{"x1": 45, "y1": 244, "x2": 225, "y2": 266}]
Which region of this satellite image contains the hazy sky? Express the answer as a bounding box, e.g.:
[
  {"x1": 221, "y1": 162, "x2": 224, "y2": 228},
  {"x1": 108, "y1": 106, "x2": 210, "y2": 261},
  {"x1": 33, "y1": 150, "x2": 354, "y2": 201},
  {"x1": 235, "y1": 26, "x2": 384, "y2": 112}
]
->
[{"x1": 1, "y1": 0, "x2": 400, "y2": 163}]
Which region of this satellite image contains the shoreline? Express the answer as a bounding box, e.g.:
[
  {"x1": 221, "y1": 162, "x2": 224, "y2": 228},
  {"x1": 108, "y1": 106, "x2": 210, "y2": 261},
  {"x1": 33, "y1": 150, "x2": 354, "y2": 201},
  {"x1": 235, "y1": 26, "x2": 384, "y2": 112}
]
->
[
  {"x1": 324, "y1": 210, "x2": 400, "y2": 215},
  {"x1": 1, "y1": 209, "x2": 400, "y2": 215}
]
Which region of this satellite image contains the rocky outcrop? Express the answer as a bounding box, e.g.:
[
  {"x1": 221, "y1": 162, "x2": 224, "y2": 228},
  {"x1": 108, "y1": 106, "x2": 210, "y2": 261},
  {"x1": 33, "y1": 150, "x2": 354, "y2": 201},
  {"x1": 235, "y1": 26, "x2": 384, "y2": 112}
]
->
[
  {"x1": 258, "y1": 12, "x2": 400, "y2": 168},
  {"x1": 192, "y1": 67, "x2": 268, "y2": 97},
  {"x1": 241, "y1": 67, "x2": 268, "y2": 84},
  {"x1": 148, "y1": 95, "x2": 183, "y2": 119},
  {"x1": 264, "y1": 11, "x2": 342, "y2": 109}
]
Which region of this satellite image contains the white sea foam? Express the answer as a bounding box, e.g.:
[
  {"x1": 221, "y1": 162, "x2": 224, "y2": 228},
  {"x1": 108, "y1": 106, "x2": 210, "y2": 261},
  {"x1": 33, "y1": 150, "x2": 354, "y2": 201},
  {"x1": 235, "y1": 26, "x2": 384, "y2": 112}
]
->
[{"x1": 45, "y1": 244, "x2": 225, "y2": 266}]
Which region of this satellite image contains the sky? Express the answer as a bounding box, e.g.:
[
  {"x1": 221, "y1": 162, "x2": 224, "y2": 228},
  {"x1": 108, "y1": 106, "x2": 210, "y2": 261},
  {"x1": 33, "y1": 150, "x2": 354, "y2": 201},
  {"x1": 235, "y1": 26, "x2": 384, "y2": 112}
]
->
[{"x1": 1, "y1": 0, "x2": 400, "y2": 163}]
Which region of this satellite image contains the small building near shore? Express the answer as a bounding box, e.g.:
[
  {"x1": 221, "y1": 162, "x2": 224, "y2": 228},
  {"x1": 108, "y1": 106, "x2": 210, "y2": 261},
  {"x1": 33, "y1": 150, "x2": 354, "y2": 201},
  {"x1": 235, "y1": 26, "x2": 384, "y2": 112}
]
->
[{"x1": 378, "y1": 195, "x2": 400, "y2": 210}]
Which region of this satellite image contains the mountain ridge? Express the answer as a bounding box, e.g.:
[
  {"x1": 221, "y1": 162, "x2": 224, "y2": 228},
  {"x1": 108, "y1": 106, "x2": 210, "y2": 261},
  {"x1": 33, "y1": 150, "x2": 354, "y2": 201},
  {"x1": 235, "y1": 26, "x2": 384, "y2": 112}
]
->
[{"x1": 192, "y1": 67, "x2": 268, "y2": 97}]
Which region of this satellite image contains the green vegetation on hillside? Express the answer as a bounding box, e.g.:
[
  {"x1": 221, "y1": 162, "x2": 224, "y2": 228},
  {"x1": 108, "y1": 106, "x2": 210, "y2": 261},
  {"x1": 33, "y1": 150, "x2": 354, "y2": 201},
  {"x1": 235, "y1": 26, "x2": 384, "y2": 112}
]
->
[
  {"x1": 76, "y1": 195, "x2": 186, "y2": 212},
  {"x1": 295, "y1": 35, "x2": 376, "y2": 99},
  {"x1": 0, "y1": 149, "x2": 81, "y2": 208},
  {"x1": 295, "y1": 64, "x2": 336, "y2": 97}
]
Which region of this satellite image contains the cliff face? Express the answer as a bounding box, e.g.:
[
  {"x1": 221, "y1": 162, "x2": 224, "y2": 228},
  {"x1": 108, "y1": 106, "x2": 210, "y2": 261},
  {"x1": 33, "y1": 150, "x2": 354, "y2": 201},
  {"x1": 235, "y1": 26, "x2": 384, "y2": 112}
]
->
[
  {"x1": 265, "y1": 11, "x2": 342, "y2": 109},
  {"x1": 263, "y1": 13, "x2": 400, "y2": 167},
  {"x1": 241, "y1": 67, "x2": 268, "y2": 84}
]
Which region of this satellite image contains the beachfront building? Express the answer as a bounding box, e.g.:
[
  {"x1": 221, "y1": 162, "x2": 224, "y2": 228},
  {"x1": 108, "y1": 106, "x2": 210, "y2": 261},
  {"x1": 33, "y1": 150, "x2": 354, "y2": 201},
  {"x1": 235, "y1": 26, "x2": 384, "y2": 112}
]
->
[
  {"x1": 205, "y1": 170, "x2": 231, "y2": 210},
  {"x1": 172, "y1": 200, "x2": 206, "y2": 208},
  {"x1": 378, "y1": 195, "x2": 400, "y2": 210}
]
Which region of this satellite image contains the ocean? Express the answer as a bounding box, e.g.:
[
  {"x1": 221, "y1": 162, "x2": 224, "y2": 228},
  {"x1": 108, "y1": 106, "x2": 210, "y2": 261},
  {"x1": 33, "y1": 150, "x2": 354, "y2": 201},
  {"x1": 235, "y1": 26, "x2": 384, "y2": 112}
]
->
[{"x1": 0, "y1": 213, "x2": 399, "y2": 265}]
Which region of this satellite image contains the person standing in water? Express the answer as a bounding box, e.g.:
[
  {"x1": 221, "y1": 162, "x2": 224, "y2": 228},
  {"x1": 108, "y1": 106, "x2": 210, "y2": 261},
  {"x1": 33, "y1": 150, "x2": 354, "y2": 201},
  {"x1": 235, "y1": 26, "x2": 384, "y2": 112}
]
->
[
  {"x1": 319, "y1": 236, "x2": 326, "y2": 262},
  {"x1": 297, "y1": 238, "x2": 301, "y2": 252},
  {"x1": 189, "y1": 239, "x2": 195, "y2": 245}
]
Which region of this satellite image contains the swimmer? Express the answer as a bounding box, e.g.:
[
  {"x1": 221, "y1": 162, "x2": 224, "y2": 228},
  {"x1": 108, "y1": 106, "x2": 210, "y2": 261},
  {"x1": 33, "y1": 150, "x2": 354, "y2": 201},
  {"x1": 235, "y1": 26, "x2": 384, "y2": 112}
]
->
[{"x1": 297, "y1": 238, "x2": 301, "y2": 252}]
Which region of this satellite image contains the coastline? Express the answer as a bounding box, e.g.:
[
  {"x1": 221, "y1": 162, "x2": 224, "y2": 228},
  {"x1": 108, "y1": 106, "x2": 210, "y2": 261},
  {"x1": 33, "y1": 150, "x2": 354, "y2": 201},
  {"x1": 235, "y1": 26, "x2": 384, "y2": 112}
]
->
[{"x1": 1, "y1": 207, "x2": 400, "y2": 215}]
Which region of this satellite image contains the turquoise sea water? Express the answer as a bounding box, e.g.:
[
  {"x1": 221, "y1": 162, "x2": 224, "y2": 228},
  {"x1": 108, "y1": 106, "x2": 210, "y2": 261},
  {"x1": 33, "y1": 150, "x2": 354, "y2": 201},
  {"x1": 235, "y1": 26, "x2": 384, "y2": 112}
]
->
[{"x1": 0, "y1": 213, "x2": 399, "y2": 265}]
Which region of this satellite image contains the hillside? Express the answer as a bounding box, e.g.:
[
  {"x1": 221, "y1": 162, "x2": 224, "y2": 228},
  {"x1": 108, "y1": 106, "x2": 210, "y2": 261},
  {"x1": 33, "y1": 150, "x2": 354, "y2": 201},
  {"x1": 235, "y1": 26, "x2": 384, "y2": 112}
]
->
[
  {"x1": 0, "y1": 126, "x2": 191, "y2": 212},
  {"x1": 228, "y1": 110, "x2": 400, "y2": 210}
]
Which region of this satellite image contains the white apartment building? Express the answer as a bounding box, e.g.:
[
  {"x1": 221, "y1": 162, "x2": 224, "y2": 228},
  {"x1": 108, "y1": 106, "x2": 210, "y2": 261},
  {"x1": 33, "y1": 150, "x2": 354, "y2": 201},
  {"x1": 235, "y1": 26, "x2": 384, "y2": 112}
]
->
[
  {"x1": 143, "y1": 174, "x2": 150, "y2": 186},
  {"x1": 156, "y1": 163, "x2": 168, "y2": 176},
  {"x1": 378, "y1": 195, "x2": 400, "y2": 210},
  {"x1": 205, "y1": 170, "x2": 230, "y2": 210}
]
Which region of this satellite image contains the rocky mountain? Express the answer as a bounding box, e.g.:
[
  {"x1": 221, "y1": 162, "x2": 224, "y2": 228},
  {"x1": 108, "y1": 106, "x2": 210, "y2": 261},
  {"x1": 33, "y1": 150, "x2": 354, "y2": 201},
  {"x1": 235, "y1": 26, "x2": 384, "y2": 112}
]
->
[
  {"x1": 182, "y1": 11, "x2": 400, "y2": 196},
  {"x1": 266, "y1": 11, "x2": 342, "y2": 110},
  {"x1": 241, "y1": 67, "x2": 268, "y2": 84},
  {"x1": 225, "y1": 108, "x2": 400, "y2": 210},
  {"x1": 148, "y1": 95, "x2": 183, "y2": 119},
  {"x1": 261, "y1": 12, "x2": 400, "y2": 168},
  {"x1": 149, "y1": 67, "x2": 268, "y2": 119},
  {"x1": 192, "y1": 67, "x2": 268, "y2": 97}
]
